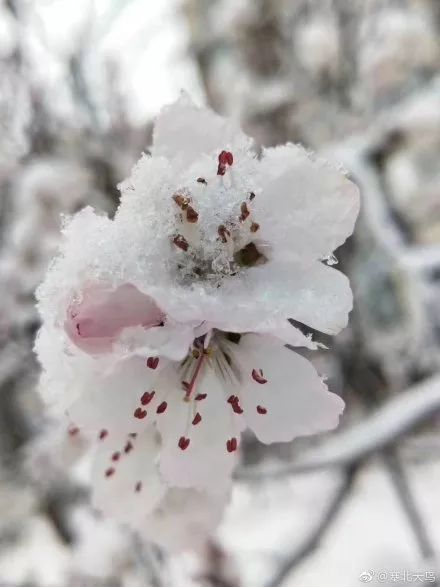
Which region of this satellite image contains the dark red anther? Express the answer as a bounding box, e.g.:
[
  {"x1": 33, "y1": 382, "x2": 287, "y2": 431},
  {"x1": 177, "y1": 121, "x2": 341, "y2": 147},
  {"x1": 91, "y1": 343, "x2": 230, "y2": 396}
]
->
[
  {"x1": 256, "y1": 405, "x2": 267, "y2": 415},
  {"x1": 250, "y1": 222, "x2": 260, "y2": 233},
  {"x1": 186, "y1": 205, "x2": 199, "y2": 223},
  {"x1": 195, "y1": 393, "x2": 207, "y2": 401},
  {"x1": 68, "y1": 426, "x2": 79, "y2": 436},
  {"x1": 251, "y1": 368, "x2": 268, "y2": 384},
  {"x1": 227, "y1": 395, "x2": 243, "y2": 414},
  {"x1": 141, "y1": 391, "x2": 155, "y2": 405},
  {"x1": 178, "y1": 436, "x2": 190, "y2": 450},
  {"x1": 217, "y1": 150, "x2": 234, "y2": 175},
  {"x1": 173, "y1": 234, "x2": 189, "y2": 251},
  {"x1": 192, "y1": 412, "x2": 202, "y2": 426},
  {"x1": 105, "y1": 467, "x2": 115, "y2": 478},
  {"x1": 112, "y1": 451, "x2": 121, "y2": 462},
  {"x1": 240, "y1": 202, "x2": 250, "y2": 222},
  {"x1": 147, "y1": 357, "x2": 159, "y2": 369},
  {"x1": 99, "y1": 429, "x2": 108, "y2": 441},
  {"x1": 226, "y1": 437, "x2": 238, "y2": 453},
  {"x1": 135, "y1": 481, "x2": 142, "y2": 493},
  {"x1": 197, "y1": 177, "x2": 207, "y2": 185},
  {"x1": 133, "y1": 407, "x2": 147, "y2": 419},
  {"x1": 249, "y1": 192, "x2": 256, "y2": 201},
  {"x1": 173, "y1": 193, "x2": 190, "y2": 209},
  {"x1": 218, "y1": 224, "x2": 230, "y2": 243},
  {"x1": 156, "y1": 401, "x2": 168, "y2": 414},
  {"x1": 124, "y1": 440, "x2": 134, "y2": 454}
]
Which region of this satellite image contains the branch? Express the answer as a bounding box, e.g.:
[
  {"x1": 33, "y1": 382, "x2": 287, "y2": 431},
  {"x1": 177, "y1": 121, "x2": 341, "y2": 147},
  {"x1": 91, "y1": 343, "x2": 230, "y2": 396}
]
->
[{"x1": 237, "y1": 375, "x2": 440, "y2": 480}]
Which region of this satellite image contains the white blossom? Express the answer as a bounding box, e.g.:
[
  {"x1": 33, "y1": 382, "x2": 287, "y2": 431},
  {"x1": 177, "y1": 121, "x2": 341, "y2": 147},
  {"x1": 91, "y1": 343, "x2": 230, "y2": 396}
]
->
[{"x1": 35, "y1": 94, "x2": 360, "y2": 549}]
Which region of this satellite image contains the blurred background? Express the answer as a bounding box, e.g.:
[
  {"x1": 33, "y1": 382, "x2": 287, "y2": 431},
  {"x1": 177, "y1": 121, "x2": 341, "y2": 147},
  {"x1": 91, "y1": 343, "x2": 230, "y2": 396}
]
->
[{"x1": 0, "y1": 0, "x2": 440, "y2": 585}]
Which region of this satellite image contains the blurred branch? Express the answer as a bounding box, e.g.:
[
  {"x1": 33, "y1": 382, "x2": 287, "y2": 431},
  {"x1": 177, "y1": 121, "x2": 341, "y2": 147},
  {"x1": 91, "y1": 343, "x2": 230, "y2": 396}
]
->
[
  {"x1": 265, "y1": 464, "x2": 359, "y2": 587},
  {"x1": 237, "y1": 374, "x2": 440, "y2": 480}
]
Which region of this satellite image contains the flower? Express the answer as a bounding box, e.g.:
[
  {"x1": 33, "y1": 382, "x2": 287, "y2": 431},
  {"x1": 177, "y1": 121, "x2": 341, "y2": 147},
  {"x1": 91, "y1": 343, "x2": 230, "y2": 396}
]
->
[{"x1": 35, "y1": 93, "x2": 360, "y2": 550}]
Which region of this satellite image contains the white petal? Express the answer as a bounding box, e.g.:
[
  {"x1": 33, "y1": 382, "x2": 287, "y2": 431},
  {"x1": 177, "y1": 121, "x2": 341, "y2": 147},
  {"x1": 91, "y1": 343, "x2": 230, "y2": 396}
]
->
[
  {"x1": 233, "y1": 334, "x2": 344, "y2": 444},
  {"x1": 152, "y1": 93, "x2": 252, "y2": 172},
  {"x1": 155, "y1": 364, "x2": 237, "y2": 493},
  {"x1": 67, "y1": 357, "x2": 164, "y2": 437},
  {"x1": 141, "y1": 487, "x2": 229, "y2": 552},
  {"x1": 257, "y1": 144, "x2": 360, "y2": 262},
  {"x1": 91, "y1": 428, "x2": 166, "y2": 524}
]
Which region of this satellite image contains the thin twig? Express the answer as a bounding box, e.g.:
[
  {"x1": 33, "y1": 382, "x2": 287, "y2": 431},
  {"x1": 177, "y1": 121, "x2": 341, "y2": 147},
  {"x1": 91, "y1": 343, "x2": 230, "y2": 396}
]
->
[{"x1": 265, "y1": 465, "x2": 359, "y2": 587}]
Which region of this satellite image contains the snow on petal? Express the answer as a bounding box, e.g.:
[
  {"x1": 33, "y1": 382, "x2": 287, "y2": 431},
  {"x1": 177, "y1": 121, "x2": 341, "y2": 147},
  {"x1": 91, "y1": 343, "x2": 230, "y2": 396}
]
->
[
  {"x1": 91, "y1": 428, "x2": 166, "y2": 525},
  {"x1": 233, "y1": 334, "x2": 344, "y2": 444},
  {"x1": 257, "y1": 143, "x2": 360, "y2": 263},
  {"x1": 65, "y1": 283, "x2": 164, "y2": 355},
  {"x1": 152, "y1": 93, "x2": 252, "y2": 172}
]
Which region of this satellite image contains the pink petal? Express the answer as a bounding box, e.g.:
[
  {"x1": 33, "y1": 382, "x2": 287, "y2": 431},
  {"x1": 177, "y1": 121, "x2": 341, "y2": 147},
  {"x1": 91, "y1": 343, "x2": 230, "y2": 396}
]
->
[{"x1": 65, "y1": 283, "x2": 164, "y2": 354}]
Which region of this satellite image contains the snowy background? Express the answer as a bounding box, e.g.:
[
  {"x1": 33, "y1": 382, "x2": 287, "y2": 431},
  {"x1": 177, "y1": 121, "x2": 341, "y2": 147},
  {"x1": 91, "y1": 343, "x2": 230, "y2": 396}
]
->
[{"x1": 1, "y1": 0, "x2": 440, "y2": 585}]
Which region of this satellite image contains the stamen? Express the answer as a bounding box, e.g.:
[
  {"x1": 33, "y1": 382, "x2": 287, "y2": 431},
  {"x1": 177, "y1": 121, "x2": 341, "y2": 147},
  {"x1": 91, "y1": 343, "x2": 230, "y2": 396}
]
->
[
  {"x1": 250, "y1": 222, "x2": 260, "y2": 233},
  {"x1": 146, "y1": 357, "x2": 159, "y2": 369},
  {"x1": 226, "y1": 437, "x2": 238, "y2": 453},
  {"x1": 252, "y1": 369, "x2": 268, "y2": 384},
  {"x1": 173, "y1": 193, "x2": 190, "y2": 209},
  {"x1": 156, "y1": 401, "x2": 168, "y2": 414},
  {"x1": 184, "y1": 350, "x2": 207, "y2": 401},
  {"x1": 186, "y1": 205, "x2": 199, "y2": 223},
  {"x1": 135, "y1": 481, "x2": 142, "y2": 493},
  {"x1": 256, "y1": 405, "x2": 268, "y2": 415},
  {"x1": 227, "y1": 395, "x2": 244, "y2": 414},
  {"x1": 178, "y1": 436, "x2": 190, "y2": 450},
  {"x1": 240, "y1": 202, "x2": 250, "y2": 222},
  {"x1": 133, "y1": 407, "x2": 147, "y2": 419},
  {"x1": 124, "y1": 440, "x2": 133, "y2": 454},
  {"x1": 105, "y1": 467, "x2": 115, "y2": 478},
  {"x1": 112, "y1": 451, "x2": 121, "y2": 462},
  {"x1": 249, "y1": 191, "x2": 256, "y2": 201},
  {"x1": 98, "y1": 429, "x2": 108, "y2": 441},
  {"x1": 68, "y1": 426, "x2": 79, "y2": 436},
  {"x1": 141, "y1": 391, "x2": 155, "y2": 405},
  {"x1": 217, "y1": 150, "x2": 234, "y2": 175},
  {"x1": 192, "y1": 412, "x2": 202, "y2": 426},
  {"x1": 129, "y1": 433, "x2": 137, "y2": 439},
  {"x1": 197, "y1": 177, "x2": 207, "y2": 185},
  {"x1": 195, "y1": 393, "x2": 207, "y2": 401},
  {"x1": 218, "y1": 225, "x2": 230, "y2": 243},
  {"x1": 173, "y1": 234, "x2": 189, "y2": 251}
]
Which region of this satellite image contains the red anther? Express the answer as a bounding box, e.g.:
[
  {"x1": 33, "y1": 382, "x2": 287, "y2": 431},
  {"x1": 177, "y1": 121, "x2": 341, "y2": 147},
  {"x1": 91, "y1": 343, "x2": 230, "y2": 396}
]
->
[
  {"x1": 112, "y1": 451, "x2": 121, "y2": 462},
  {"x1": 186, "y1": 205, "x2": 199, "y2": 223},
  {"x1": 227, "y1": 395, "x2": 236, "y2": 404},
  {"x1": 173, "y1": 234, "x2": 189, "y2": 251},
  {"x1": 251, "y1": 368, "x2": 268, "y2": 384},
  {"x1": 173, "y1": 193, "x2": 190, "y2": 209},
  {"x1": 133, "y1": 407, "x2": 147, "y2": 419},
  {"x1": 218, "y1": 225, "x2": 230, "y2": 243},
  {"x1": 256, "y1": 405, "x2": 267, "y2": 415},
  {"x1": 135, "y1": 481, "x2": 142, "y2": 493},
  {"x1": 217, "y1": 150, "x2": 234, "y2": 175},
  {"x1": 68, "y1": 426, "x2": 79, "y2": 436},
  {"x1": 192, "y1": 412, "x2": 202, "y2": 426},
  {"x1": 226, "y1": 437, "x2": 238, "y2": 453},
  {"x1": 195, "y1": 393, "x2": 207, "y2": 401},
  {"x1": 147, "y1": 357, "x2": 159, "y2": 370},
  {"x1": 141, "y1": 391, "x2": 155, "y2": 405},
  {"x1": 105, "y1": 467, "x2": 115, "y2": 478},
  {"x1": 178, "y1": 436, "x2": 190, "y2": 450},
  {"x1": 99, "y1": 429, "x2": 108, "y2": 441},
  {"x1": 240, "y1": 202, "x2": 250, "y2": 222},
  {"x1": 197, "y1": 177, "x2": 207, "y2": 185},
  {"x1": 231, "y1": 400, "x2": 243, "y2": 414},
  {"x1": 156, "y1": 401, "x2": 168, "y2": 414},
  {"x1": 124, "y1": 440, "x2": 133, "y2": 454},
  {"x1": 250, "y1": 222, "x2": 260, "y2": 233},
  {"x1": 249, "y1": 192, "x2": 256, "y2": 201}
]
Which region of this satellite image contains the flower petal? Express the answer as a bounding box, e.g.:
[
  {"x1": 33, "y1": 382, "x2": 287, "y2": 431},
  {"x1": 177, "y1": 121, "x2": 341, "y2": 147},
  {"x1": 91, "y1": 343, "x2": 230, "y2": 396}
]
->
[
  {"x1": 141, "y1": 487, "x2": 229, "y2": 551},
  {"x1": 233, "y1": 334, "x2": 344, "y2": 444},
  {"x1": 65, "y1": 283, "x2": 164, "y2": 355},
  {"x1": 91, "y1": 428, "x2": 166, "y2": 524},
  {"x1": 155, "y1": 364, "x2": 237, "y2": 493},
  {"x1": 67, "y1": 357, "x2": 162, "y2": 437},
  {"x1": 257, "y1": 143, "x2": 360, "y2": 262},
  {"x1": 152, "y1": 93, "x2": 252, "y2": 172}
]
